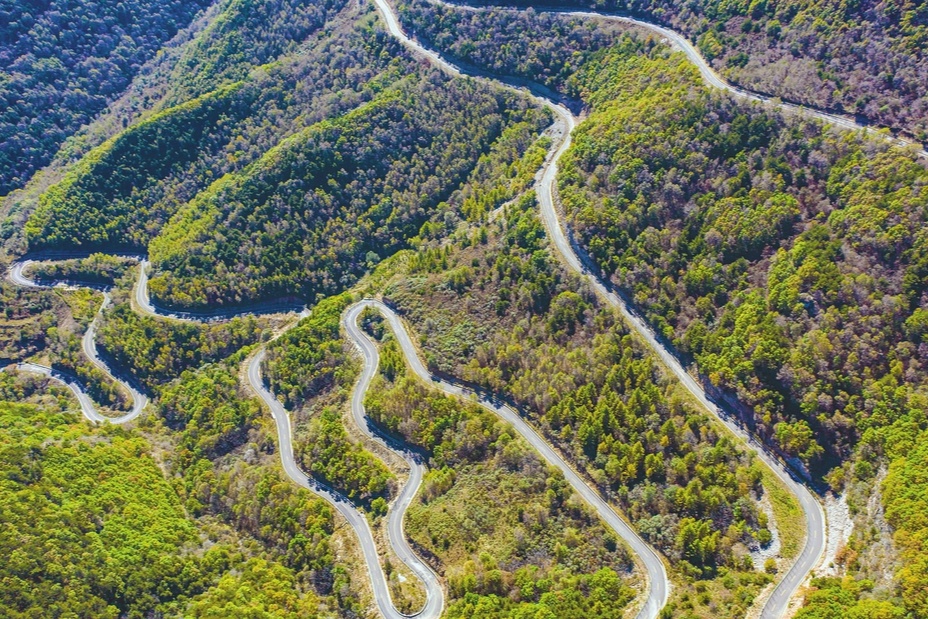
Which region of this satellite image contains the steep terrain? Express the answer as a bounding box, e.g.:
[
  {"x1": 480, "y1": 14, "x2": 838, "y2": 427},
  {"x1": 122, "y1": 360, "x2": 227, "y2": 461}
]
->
[
  {"x1": 393, "y1": 2, "x2": 928, "y2": 615},
  {"x1": 426, "y1": 0, "x2": 928, "y2": 142},
  {"x1": 0, "y1": 0, "x2": 213, "y2": 196},
  {"x1": 2, "y1": 0, "x2": 928, "y2": 617}
]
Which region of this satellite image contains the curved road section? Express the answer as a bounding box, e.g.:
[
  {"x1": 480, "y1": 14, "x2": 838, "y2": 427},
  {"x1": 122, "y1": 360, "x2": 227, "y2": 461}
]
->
[
  {"x1": 246, "y1": 348, "x2": 443, "y2": 619},
  {"x1": 433, "y1": 0, "x2": 927, "y2": 159},
  {"x1": 373, "y1": 0, "x2": 827, "y2": 616},
  {"x1": 343, "y1": 304, "x2": 444, "y2": 617},
  {"x1": 12, "y1": 255, "x2": 431, "y2": 619},
  {"x1": 135, "y1": 259, "x2": 307, "y2": 322},
  {"x1": 7, "y1": 258, "x2": 148, "y2": 423},
  {"x1": 353, "y1": 298, "x2": 668, "y2": 619},
  {"x1": 2, "y1": 362, "x2": 103, "y2": 423},
  {"x1": 534, "y1": 96, "x2": 824, "y2": 619}
]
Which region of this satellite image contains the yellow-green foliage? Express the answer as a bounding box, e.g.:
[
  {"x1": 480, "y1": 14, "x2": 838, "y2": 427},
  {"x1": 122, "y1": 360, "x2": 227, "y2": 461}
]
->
[
  {"x1": 27, "y1": 83, "x2": 249, "y2": 248},
  {"x1": 263, "y1": 293, "x2": 393, "y2": 502},
  {"x1": 264, "y1": 293, "x2": 355, "y2": 407},
  {"x1": 304, "y1": 406, "x2": 395, "y2": 501},
  {"x1": 795, "y1": 576, "x2": 905, "y2": 619},
  {"x1": 883, "y1": 431, "x2": 928, "y2": 616},
  {"x1": 364, "y1": 333, "x2": 636, "y2": 618},
  {"x1": 0, "y1": 401, "x2": 197, "y2": 616},
  {"x1": 98, "y1": 303, "x2": 263, "y2": 392},
  {"x1": 559, "y1": 38, "x2": 928, "y2": 471},
  {"x1": 187, "y1": 559, "x2": 322, "y2": 618},
  {"x1": 146, "y1": 72, "x2": 546, "y2": 310},
  {"x1": 555, "y1": 33, "x2": 928, "y2": 618},
  {"x1": 166, "y1": 0, "x2": 349, "y2": 103}
]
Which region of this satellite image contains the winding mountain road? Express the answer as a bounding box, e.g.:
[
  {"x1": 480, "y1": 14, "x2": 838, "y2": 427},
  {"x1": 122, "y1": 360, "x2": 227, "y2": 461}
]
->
[
  {"x1": 10, "y1": 254, "x2": 439, "y2": 619},
  {"x1": 373, "y1": 0, "x2": 835, "y2": 615},
  {"x1": 533, "y1": 95, "x2": 824, "y2": 619},
  {"x1": 343, "y1": 303, "x2": 444, "y2": 618},
  {"x1": 7, "y1": 0, "x2": 898, "y2": 611},
  {"x1": 354, "y1": 298, "x2": 669, "y2": 618},
  {"x1": 7, "y1": 258, "x2": 148, "y2": 423},
  {"x1": 2, "y1": 362, "x2": 105, "y2": 423},
  {"x1": 432, "y1": 0, "x2": 928, "y2": 159},
  {"x1": 247, "y1": 342, "x2": 443, "y2": 619},
  {"x1": 134, "y1": 259, "x2": 307, "y2": 321}
]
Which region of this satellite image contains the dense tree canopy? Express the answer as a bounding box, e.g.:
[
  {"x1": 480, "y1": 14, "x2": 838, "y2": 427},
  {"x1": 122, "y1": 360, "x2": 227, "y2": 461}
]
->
[
  {"x1": 0, "y1": 400, "x2": 203, "y2": 616},
  {"x1": 557, "y1": 42, "x2": 928, "y2": 473},
  {"x1": 0, "y1": 0, "x2": 212, "y2": 195},
  {"x1": 386, "y1": 190, "x2": 781, "y2": 615},
  {"x1": 6, "y1": 1, "x2": 928, "y2": 616},
  {"x1": 525, "y1": 29, "x2": 928, "y2": 616},
  {"x1": 25, "y1": 8, "x2": 411, "y2": 253},
  {"x1": 97, "y1": 303, "x2": 263, "y2": 392},
  {"x1": 360, "y1": 313, "x2": 639, "y2": 618},
  {"x1": 431, "y1": 0, "x2": 928, "y2": 141},
  {"x1": 144, "y1": 71, "x2": 546, "y2": 309}
]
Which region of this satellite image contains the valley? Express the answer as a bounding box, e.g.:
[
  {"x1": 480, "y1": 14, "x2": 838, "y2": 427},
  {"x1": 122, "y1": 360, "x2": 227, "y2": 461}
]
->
[{"x1": 1, "y1": 0, "x2": 926, "y2": 618}]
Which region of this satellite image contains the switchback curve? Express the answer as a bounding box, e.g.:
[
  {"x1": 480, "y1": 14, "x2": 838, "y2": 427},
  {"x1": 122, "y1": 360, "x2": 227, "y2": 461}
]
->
[
  {"x1": 371, "y1": 0, "x2": 831, "y2": 616},
  {"x1": 432, "y1": 0, "x2": 928, "y2": 159},
  {"x1": 352, "y1": 298, "x2": 668, "y2": 619},
  {"x1": 9, "y1": 254, "x2": 440, "y2": 619},
  {"x1": 246, "y1": 342, "x2": 443, "y2": 619},
  {"x1": 7, "y1": 258, "x2": 148, "y2": 423}
]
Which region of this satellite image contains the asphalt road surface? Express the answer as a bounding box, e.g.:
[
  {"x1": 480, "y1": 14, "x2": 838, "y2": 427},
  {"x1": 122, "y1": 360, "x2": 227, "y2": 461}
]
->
[
  {"x1": 134, "y1": 259, "x2": 307, "y2": 321},
  {"x1": 7, "y1": 0, "x2": 883, "y2": 609},
  {"x1": 344, "y1": 303, "x2": 444, "y2": 617},
  {"x1": 434, "y1": 0, "x2": 927, "y2": 159},
  {"x1": 246, "y1": 348, "x2": 443, "y2": 619},
  {"x1": 11, "y1": 255, "x2": 428, "y2": 619},
  {"x1": 352, "y1": 298, "x2": 669, "y2": 619},
  {"x1": 372, "y1": 0, "x2": 831, "y2": 615},
  {"x1": 3, "y1": 362, "x2": 103, "y2": 423},
  {"x1": 7, "y1": 258, "x2": 148, "y2": 423}
]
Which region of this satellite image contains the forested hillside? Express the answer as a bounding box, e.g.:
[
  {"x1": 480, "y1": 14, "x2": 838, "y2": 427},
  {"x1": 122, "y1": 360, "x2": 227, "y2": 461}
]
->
[
  {"x1": 22, "y1": 6, "x2": 548, "y2": 312},
  {"x1": 97, "y1": 304, "x2": 263, "y2": 392},
  {"x1": 379, "y1": 191, "x2": 789, "y2": 616},
  {"x1": 363, "y1": 321, "x2": 639, "y2": 619},
  {"x1": 0, "y1": 393, "x2": 348, "y2": 617},
  {"x1": 164, "y1": 0, "x2": 350, "y2": 103},
  {"x1": 144, "y1": 75, "x2": 546, "y2": 309},
  {"x1": 387, "y1": 4, "x2": 928, "y2": 614},
  {"x1": 398, "y1": 0, "x2": 633, "y2": 95},
  {"x1": 0, "y1": 0, "x2": 212, "y2": 196},
  {"x1": 555, "y1": 42, "x2": 928, "y2": 472},
  {"x1": 548, "y1": 28, "x2": 928, "y2": 619},
  {"x1": 23, "y1": 8, "x2": 410, "y2": 254},
  {"x1": 5, "y1": 0, "x2": 928, "y2": 617},
  {"x1": 443, "y1": 0, "x2": 928, "y2": 142},
  {"x1": 261, "y1": 292, "x2": 643, "y2": 617}
]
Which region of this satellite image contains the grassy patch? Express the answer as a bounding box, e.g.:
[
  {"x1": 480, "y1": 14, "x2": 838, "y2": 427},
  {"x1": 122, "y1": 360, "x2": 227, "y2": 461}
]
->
[{"x1": 762, "y1": 468, "x2": 805, "y2": 561}]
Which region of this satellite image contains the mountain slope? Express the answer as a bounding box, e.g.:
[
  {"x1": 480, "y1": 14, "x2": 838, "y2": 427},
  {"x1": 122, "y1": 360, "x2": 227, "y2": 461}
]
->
[
  {"x1": 144, "y1": 72, "x2": 547, "y2": 309},
  {"x1": 404, "y1": 0, "x2": 928, "y2": 142},
  {"x1": 0, "y1": 0, "x2": 213, "y2": 196}
]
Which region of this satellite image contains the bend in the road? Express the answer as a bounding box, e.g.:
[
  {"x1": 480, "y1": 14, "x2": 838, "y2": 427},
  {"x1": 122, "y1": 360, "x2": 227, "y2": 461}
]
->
[
  {"x1": 135, "y1": 260, "x2": 307, "y2": 322},
  {"x1": 3, "y1": 0, "x2": 847, "y2": 609},
  {"x1": 343, "y1": 304, "x2": 444, "y2": 618},
  {"x1": 12, "y1": 254, "x2": 429, "y2": 619},
  {"x1": 7, "y1": 259, "x2": 148, "y2": 423},
  {"x1": 432, "y1": 0, "x2": 927, "y2": 159},
  {"x1": 246, "y1": 348, "x2": 442, "y2": 619},
  {"x1": 7, "y1": 252, "x2": 308, "y2": 420},
  {"x1": 3, "y1": 362, "x2": 105, "y2": 423},
  {"x1": 352, "y1": 298, "x2": 668, "y2": 619},
  {"x1": 372, "y1": 0, "x2": 826, "y2": 615},
  {"x1": 370, "y1": 0, "x2": 663, "y2": 614}
]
